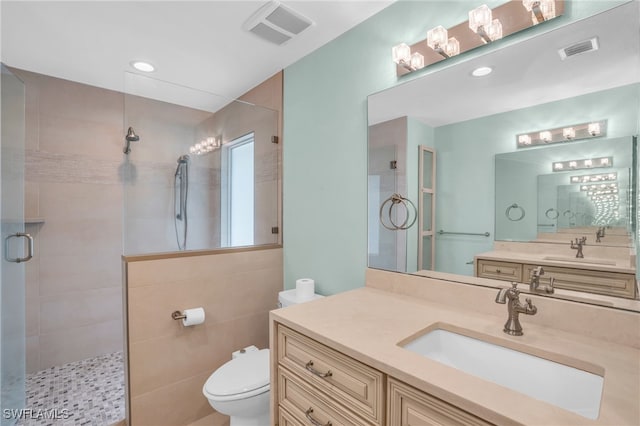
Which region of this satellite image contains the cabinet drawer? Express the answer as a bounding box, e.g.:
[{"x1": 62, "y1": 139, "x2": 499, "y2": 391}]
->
[
  {"x1": 278, "y1": 366, "x2": 372, "y2": 426},
  {"x1": 387, "y1": 378, "x2": 494, "y2": 426},
  {"x1": 476, "y1": 260, "x2": 522, "y2": 282},
  {"x1": 523, "y1": 264, "x2": 637, "y2": 299},
  {"x1": 279, "y1": 406, "x2": 304, "y2": 426},
  {"x1": 278, "y1": 325, "x2": 384, "y2": 425}
]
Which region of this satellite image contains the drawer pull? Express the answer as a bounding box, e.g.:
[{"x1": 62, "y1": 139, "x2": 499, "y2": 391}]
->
[
  {"x1": 305, "y1": 408, "x2": 332, "y2": 426},
  {"x1": 305, "y1": 361, "x2": 333, "y2": 378},
  {"x1": 496, "y1": 269, "x2": 501, "y2": 273}
]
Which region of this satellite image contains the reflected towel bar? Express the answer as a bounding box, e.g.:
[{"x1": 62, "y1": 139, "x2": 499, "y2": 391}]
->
[
  {"x1": 438, "y1": 230, "x2": 490, "y2": 237},
  {"x1": 537, "y1": 224, "x2": 556, "y2": 227}
]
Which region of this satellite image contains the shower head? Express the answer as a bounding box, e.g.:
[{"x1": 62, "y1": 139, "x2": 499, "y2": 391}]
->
[
  {"x1": 123, "y1": 127, "x2": 140, "y2": 154},
  {"x1": 126, "y1": 127, "x2": 139, "y2": 142}
]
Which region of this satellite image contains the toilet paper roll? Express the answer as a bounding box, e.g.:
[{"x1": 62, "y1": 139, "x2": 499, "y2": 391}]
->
[
  {"x1": 296, "y1": 278, "x2": 315, "y2": 301},
  {"x1": 182, "y1": 307, "x2": 205, "y2": 326}
]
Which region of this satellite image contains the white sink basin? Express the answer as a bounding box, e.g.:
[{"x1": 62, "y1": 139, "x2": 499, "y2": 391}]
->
[
  {"x1": 402, "y1": 328, "x2": 604, "y2": 419},
  {"x1": 542, "y1": 255, "x2": 616, "y2": 266}
]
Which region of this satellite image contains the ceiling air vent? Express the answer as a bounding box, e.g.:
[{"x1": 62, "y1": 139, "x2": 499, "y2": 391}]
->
[
  {"x1": 558, "y1": 37, "x2": 599, "y2": 60},
  {"x1": 244, "y1": 1, "x2": 314, "y2": 46}
]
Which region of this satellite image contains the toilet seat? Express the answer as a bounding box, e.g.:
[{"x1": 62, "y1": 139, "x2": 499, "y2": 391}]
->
[{"x1": 203, "y1": 349, "x2": 270, "y2": 402}]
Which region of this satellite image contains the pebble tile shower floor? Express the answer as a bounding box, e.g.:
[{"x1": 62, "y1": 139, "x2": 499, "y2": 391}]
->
[{"x1": 17, "y1": 351, "x2": 125, "y2": 426}]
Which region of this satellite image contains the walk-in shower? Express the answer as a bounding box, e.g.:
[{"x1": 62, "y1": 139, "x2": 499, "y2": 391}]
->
[{"x1": 174, "y1": 155, "x2": 190, "y2": 250}]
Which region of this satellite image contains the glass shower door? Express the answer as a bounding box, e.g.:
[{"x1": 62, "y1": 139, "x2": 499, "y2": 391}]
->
[{"x1": 1, "y1": 64, "x2": 26, "y2": 426}]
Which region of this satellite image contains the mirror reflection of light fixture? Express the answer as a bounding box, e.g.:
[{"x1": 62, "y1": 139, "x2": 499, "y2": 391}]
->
[
  {"x1": 516, "y1": 120, "x2": 606, "y2": 148},
  {"x1": 469, "y1": 5, "x2": 503, "y2": 44},
  {"x1": 522, "y1": 0, "x2": 556, "y2": 24},
  {"x1": 552, "y1": 156, "x2": 613, "y2": 172},
  {"x1": 570, "y1": 172, "x2": 617, "y2": 184},
  {"x1": 426, "y1": 26, "x2": 460, "y2": 58},
  {"x1": 189, "y1": 136, "x2": 222, "y2": 156}
]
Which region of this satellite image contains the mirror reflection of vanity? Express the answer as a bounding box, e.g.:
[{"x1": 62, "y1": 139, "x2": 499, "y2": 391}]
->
[{"x1": 367, "y1": 2, "x2": 640, "y2": 308}]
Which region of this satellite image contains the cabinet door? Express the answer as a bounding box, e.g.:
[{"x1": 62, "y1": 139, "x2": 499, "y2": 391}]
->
[{"x1": 387, "y1": 378, "x2": 494, "y2": 426}]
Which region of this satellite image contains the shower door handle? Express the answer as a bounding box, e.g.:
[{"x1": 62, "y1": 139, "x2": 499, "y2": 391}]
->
[{"x1": 4, "y1": 232, "x2": 34, "y2": 263}]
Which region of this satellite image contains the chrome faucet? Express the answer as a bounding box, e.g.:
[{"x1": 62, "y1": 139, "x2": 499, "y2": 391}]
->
[
  {"x1": 596, "y1": 227, "x2": 605, "y2": 243},
  {"x1": 495, "y1": 282, "x2": 537, "y2": 336},
  {"x1": 529, "y1": 266, "x2": 554, "y2": 294},
  {"x1": 570, "y1": 236, "x2": 586, "y2": 258}
]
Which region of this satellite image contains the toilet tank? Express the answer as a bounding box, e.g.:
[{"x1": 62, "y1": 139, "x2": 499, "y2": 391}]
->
[{"x1": 278, "y1": 288, "x2": 324, "y2": 308}]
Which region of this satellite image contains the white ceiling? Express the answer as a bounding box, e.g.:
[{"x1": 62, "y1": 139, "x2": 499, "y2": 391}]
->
[
  {"x1": 1, "y1": 0, "x2": 393, "y2": 109},
  {"x1": 368, "y1": 1, "x2": 640, "y2": 127}
]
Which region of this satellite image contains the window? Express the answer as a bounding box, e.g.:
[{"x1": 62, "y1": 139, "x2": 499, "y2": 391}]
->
[{"x1": 221, "y1": 133, "x2": 254, "y2": 246}]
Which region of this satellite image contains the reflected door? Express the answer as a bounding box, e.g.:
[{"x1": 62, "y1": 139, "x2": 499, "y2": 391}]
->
[{"x1": 1, "y1": 65, "x2": 26, "y2": 425}]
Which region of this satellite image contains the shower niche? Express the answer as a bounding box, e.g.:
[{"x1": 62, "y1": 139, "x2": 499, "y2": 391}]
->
[{"x1": 122, "y1": 72, "x2": 279, "y2": 255}]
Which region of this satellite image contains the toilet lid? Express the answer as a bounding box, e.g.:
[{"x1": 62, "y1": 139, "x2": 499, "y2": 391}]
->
[{"x1": 204, "y1": 349, "x2": 270, "y2": 397}]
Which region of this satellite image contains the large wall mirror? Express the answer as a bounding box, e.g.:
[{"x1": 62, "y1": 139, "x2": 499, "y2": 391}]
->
[{"x1": 367, "y1": 2, "x2": 640, "y2": 311}]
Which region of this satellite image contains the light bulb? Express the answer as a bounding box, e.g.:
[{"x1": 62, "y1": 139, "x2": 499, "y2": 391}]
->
[
  {"x1": 392, "y1": 43, "x2": 411, "y2": 65},
  {"x1": 588, "y1": 122, "x2": 601, "y2": 136},
  {"x1": 427, "y1": 26, "x2": 448, "y2": 50},
  {"x1": 410, "y1": 52, "x2": 425, "y2": 70},
  {"x1": 444, "y1": 37, "x2": 460, "y2": 57},
  {"x1": 518, "y1": 134, "x2": 532, "y2": 145},
  {"x1": 563, "y1": 127, "x2": 575, "y2": 139},
  {"x1": 540, "y1": 131, "x2": 552, "y2": 142},
  {"x1": 469, "y1": 4, "x2": 492, "y2": 33}
]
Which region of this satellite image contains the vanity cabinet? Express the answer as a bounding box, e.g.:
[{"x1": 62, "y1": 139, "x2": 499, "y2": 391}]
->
[
  {"x1": 475, "y1": 258, "x2": 637, "y2": 299},
  {"x1": 274, "y1": 324, "x2": 494, "y2": 426},
  {"x1": 387, "y1": 378, "x2": 493, "y2": 426}
]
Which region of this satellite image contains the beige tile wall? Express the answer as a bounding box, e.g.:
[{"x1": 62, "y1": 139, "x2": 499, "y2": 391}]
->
[{"x1": 124, "y1": 247, "x2": 283, "y2": 426}]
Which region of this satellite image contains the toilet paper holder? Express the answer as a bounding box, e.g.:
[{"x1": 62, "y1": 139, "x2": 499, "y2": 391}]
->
[{"x1": 171, "y1": 310, "x2": 187, "y2": 320}]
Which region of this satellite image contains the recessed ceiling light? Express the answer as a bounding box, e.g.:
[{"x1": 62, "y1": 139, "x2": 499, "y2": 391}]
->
[
  {"x1": 471, "y1": 66, "x2": 493, "y2": 77},
  {"x1": 130, "y1": 61, "x2": 155, "y2": 72}
]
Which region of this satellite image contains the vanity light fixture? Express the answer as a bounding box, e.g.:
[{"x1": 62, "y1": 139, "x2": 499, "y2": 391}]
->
[
  {"x1": 469, "y1": 5, "x2": 503, "y2": 44},
  {"x1": 580, "y1": 183, "x2": 617, "y2": 193},
  {"x1": 516, "y1": 120, "x2": 607, "y2": 148},
  {"x1": 392, "y1": 1, "x2": 564, "y2": 77},
  {"x1": 570, "y1": 172, "x2": 617, "y2": 184},
  {"x1": 522, "y1": 0, "x2": 556, "y2": 24},
  {"x1": 189, "y1": 136, "x2": 222, "y2": 156},
  {"x1": 426, "y1": 26, "x2": 460, "y2": 59},
  {"x1": 552, "y1": 156, "x2": 613, "y2": 172}
]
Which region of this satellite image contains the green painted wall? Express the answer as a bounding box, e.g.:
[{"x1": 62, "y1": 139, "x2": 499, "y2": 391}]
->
[{"x1": 283, "y1": 0, "x2": 627, "y2": 295}]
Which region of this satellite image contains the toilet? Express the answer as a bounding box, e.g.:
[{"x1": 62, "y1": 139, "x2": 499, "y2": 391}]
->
[{"x1": 203, "y1": 289, "x2": 323, "y2": 426}]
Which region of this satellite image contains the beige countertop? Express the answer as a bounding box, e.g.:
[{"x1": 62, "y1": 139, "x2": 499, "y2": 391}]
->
[
  {"x1": 476, "y1": 249, "x2": 636, "y2": 274},
  {"x1": 270, "y1": 287, "x2": 640, "y2": 425}
]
